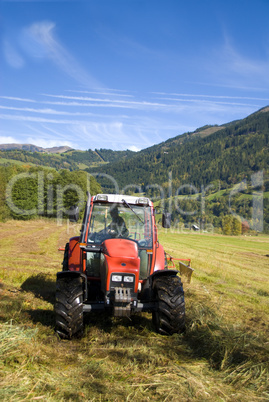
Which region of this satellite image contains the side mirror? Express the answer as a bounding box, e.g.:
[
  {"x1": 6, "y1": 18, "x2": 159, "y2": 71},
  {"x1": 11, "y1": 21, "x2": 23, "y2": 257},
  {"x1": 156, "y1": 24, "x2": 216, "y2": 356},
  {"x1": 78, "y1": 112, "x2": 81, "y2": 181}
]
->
[
  {"x1": 162, "y1": 212, "x2": 171, "y2": 228},
  {"x1": 68, "y1": 205, "x2": 79, "y2": 222}
]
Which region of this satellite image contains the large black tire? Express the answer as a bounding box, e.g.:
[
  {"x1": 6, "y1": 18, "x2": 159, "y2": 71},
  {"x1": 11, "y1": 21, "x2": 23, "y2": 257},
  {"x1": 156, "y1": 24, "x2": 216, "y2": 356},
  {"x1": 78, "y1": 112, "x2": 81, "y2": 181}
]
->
[
  {"x1": 152, "y1": 275, "x2": 185, "y2": 335},
  {"x1": 55, "y1": 276, "x2": 84, "y2": 339}
]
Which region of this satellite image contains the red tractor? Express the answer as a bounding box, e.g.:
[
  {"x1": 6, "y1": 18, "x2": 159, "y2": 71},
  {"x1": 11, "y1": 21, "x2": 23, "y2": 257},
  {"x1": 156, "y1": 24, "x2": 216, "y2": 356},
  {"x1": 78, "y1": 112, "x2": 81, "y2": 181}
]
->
[{"x1": 55, "y1": 193, "x2": 190, "y2": 339}]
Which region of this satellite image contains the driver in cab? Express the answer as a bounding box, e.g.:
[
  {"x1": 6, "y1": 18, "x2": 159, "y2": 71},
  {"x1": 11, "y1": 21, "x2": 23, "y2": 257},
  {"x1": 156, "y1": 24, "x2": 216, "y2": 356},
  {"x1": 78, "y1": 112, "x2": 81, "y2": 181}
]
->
[{"x1": 108, "y1": 206, "x2": 129, "y2": 238}]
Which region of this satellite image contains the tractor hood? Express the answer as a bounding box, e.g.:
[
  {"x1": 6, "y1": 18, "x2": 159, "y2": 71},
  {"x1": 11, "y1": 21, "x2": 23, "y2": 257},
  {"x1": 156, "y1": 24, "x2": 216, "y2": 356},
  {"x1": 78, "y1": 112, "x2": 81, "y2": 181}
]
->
[
  {"x1": 101, "y1": 238, "x2": 140, "y2": 293},
  {"x1": 102, "y1": 238, "x2": 139, "y2": 259}
]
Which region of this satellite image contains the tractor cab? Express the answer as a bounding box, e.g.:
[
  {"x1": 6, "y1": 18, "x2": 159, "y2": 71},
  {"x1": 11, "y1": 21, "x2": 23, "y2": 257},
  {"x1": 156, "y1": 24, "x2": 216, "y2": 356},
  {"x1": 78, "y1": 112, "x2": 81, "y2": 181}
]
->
[{"x1": 83, "y1": 194, "x2": 154, "y2": 280}]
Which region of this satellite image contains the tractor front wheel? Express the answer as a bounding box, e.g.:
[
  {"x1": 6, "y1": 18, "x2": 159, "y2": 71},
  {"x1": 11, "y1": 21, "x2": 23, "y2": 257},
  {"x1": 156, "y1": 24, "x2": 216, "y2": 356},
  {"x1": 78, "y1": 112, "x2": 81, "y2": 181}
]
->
[
  {"x1": 152, "y1": 275, "x2": 185, "y2": 335},
  {"x1": 55, "y1": 276, "x2": 84, "y2": 339}
]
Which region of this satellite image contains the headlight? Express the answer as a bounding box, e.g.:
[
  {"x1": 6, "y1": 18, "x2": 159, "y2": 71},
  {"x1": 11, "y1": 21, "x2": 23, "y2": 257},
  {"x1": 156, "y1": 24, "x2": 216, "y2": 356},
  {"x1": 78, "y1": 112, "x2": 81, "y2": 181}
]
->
[
  {"x1": 136, "y1": 197, "x2": 149, "y2": 206},
  {"x1": 124, "y1": 276, "x2": 134, "y2": 283},
  {"x1": 96, "y1": 194, "x2": 108, "y2": 201},
  {"x1": 111, "y1": 275, "x2": 122, "y2": 282}
]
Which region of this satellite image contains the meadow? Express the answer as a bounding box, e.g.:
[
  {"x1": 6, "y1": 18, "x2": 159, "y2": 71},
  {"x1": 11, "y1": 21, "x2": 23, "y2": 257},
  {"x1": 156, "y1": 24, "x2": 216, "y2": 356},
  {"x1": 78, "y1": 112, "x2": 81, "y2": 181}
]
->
[{"x1": 0, "y1": 219, "x2": 268, "y2": 401}]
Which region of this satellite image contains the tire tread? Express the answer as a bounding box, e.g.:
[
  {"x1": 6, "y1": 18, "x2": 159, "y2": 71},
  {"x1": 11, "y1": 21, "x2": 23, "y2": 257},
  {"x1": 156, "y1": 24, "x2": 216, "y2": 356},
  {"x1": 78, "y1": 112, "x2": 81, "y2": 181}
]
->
[
  {"x1": 152, "y1": 275, "x2": 185, "y2": 335},
  {"x1": 55, "y1": 276, "x2": 84, "y2": 339}
]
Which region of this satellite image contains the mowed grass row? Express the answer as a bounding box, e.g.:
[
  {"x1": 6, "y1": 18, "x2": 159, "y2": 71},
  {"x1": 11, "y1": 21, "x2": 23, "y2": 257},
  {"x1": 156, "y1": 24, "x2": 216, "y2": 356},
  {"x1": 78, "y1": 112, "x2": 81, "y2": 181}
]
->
[
  {"x1": 159, "y1": 229, "x2": 269, "y2": 332},
  {"x1": 0, "y1": 220, "x2": 268, "y2": 401}
]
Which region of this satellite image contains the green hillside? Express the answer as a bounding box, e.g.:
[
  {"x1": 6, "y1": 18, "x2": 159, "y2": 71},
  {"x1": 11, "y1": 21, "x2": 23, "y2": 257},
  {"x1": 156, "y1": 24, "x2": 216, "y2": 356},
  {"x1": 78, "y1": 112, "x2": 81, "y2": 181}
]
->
[
  {"x1": 0, "y1": 148, "x2": 135, "y2": 171},
  {"x1": 87, "y1": 107, "x2": 269, "y2": 233},
  {"x1": 88, "y1": 107, "x2": 268, "y2": 191},
  {"x1": 95, "y1": 148, "x2": 136, "y2": 163}
]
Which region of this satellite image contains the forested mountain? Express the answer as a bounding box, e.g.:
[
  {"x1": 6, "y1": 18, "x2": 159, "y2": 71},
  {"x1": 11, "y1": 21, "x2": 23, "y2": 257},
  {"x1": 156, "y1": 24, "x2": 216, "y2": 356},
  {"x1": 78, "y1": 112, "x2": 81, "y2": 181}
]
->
[
  {"x1": 0, "y1": 148, "x2": 135, "y2": 170},
  {"x1": 87, "y1": 107, "x2": 269, "y2": 193},
  {"x1": 95, "y1": 148, "x2": 136, "y2": 163},
  {"x1": 86, "y1": 107, "x2": 269, "y2": 233},
  {"x1": 0, "y1": 143, "x2": 73, "y2": 153}
]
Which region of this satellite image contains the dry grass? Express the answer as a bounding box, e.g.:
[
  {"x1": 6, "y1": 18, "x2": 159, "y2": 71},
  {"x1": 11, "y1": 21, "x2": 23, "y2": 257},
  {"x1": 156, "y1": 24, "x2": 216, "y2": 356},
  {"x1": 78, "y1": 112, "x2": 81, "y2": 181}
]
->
[
  {"x1": 159, "y1": 230, "x2": 269, "y2": 334},
  {"x1": 0, "y1": 220, "x2": 268, "y2": 401}
]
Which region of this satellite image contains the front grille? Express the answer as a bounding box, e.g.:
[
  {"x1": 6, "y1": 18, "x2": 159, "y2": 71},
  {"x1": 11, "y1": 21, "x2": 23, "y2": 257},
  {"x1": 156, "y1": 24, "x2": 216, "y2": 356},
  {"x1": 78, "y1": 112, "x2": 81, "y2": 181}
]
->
[{"x1": 110, "y1": 273, "x2": 135, "y2": 292}]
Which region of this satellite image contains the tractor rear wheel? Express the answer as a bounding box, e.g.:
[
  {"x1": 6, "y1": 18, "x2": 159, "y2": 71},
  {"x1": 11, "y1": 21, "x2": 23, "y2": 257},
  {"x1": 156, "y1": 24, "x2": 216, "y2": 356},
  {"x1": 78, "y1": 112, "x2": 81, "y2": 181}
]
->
[
  {"x1": 55, "y1": 276, "x2": 84, "y2": 339},
  {"x1": 152, "y1": 275, "x2": 185, "y2": 335}
]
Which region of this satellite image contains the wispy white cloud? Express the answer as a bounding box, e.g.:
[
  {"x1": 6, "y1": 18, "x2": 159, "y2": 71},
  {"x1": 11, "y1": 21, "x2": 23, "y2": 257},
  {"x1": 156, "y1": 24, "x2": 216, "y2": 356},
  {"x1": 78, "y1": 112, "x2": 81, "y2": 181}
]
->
[
  {"x1": 0, "y1": 84, "x2": 267, "y2": 151},
  {"x1": 0, "y1": 136, "x2": 20, "y2": 144},
  {"x1": 22, "y1": 122, "x2": 78, "y2": 148},
  {"x1": 205, "y1": 36, "x2": 269, "y2": 89},
  {"x1": 153, "y1": 97, "x2": 260, "y2": 108},
  {"x1": 222, "y1": 40, "x2": 269, "y2": 79},
  {"x1": 66, "y1": 90, "x2": 135, "y2": 98},
  {"x1": 4, "y1": 20, "x2": 102, "y2": 88},
  {"x1": 40, "y1": 92, "x2": 264, "y2": 117},
  {"x1": 0, "y1": 90, "x2": 262, "y2": 119},
  {"x1": 69, "y1": 120, "x2": 156, "y2": 151},
  {"x1": 0, "y1": 113, "x2": 99, "y2": 124},
  {"x1": 187, "y1": 81, "x2": 268, "y2": 92},
  {"x1": 42, "y1": 93, "x2": 169, "y2": 108},
  {"x1": 0, "y1": 96, "x2": 36, "y2": 103},
  {"x1": 128, "y1": 145, "x2": 140, "y2": 152},
  {"x1": 0, "y1": 105, "x2": 97, "y2": 116},
  {"x1": 26, "y1": 137, "x2": 74, "y2": 148},
  {"x1": 3, "y1": 40, "x2": 24, "y2": 68},
  {"x1": 152, "y1": 92, "x2": 269, "y2": 102}
]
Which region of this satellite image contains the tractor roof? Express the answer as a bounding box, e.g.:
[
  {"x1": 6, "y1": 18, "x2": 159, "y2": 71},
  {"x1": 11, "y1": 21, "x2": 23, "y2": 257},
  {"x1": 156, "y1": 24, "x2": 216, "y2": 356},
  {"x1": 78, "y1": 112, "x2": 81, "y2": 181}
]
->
[{"x1": 92, "y1": 194, "x2": 152, "y2": 206}]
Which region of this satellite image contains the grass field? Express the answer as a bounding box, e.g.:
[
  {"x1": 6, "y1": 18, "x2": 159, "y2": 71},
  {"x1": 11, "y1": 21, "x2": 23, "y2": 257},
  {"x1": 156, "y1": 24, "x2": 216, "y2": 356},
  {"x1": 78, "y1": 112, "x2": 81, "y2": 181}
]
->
[
  {"x1": 0, "y1": 220, "x2": 268, "y2": 401},
  {"x1": 0, "y1": 158, "x2": 35, "y2": 167}
]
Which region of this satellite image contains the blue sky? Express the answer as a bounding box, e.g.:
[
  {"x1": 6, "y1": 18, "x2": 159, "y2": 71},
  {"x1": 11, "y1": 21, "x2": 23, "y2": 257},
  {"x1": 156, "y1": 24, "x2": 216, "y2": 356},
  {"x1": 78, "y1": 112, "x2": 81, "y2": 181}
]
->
[{"x1": 1, "y1": 0, "x2": 269, "y2": 151}]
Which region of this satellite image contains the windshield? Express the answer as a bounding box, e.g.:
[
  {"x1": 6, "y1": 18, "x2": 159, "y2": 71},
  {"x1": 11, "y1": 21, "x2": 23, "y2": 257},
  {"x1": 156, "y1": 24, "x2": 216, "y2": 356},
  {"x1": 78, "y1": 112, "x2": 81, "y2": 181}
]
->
[{"x1": 87, "y1": 202, "x2": 152, "y2": 248}]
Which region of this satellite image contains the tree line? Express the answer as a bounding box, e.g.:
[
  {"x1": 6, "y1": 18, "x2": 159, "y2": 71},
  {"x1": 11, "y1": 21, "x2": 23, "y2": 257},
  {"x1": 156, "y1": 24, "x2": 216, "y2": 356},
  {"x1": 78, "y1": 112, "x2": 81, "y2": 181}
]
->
[{"x1": 0, "y1": 165, "x2": 101, "y2": 221}]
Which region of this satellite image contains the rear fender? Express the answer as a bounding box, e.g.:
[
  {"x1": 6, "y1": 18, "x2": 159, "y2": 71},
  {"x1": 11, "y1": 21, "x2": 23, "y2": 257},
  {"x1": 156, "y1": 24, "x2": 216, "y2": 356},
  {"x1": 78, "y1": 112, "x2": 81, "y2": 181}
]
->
[
  {"x1": 140, "y1": 269, "x2": 180, "y2": 301},
  {"x1": 150, "y1": 270, "x2": 183, "y2": 302},
  {"x1": 56, "y1": 271, "x2": 88, "y2": 301},
  {"x1": 151, "y1": 243, "x2": 166, "y2": 274},
  {"x1": 67, "y1": 236, "x2": 82, "y2": 272},
  {"x1": 151, "y1": 269, "x2": 180, "y2": 280}
]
